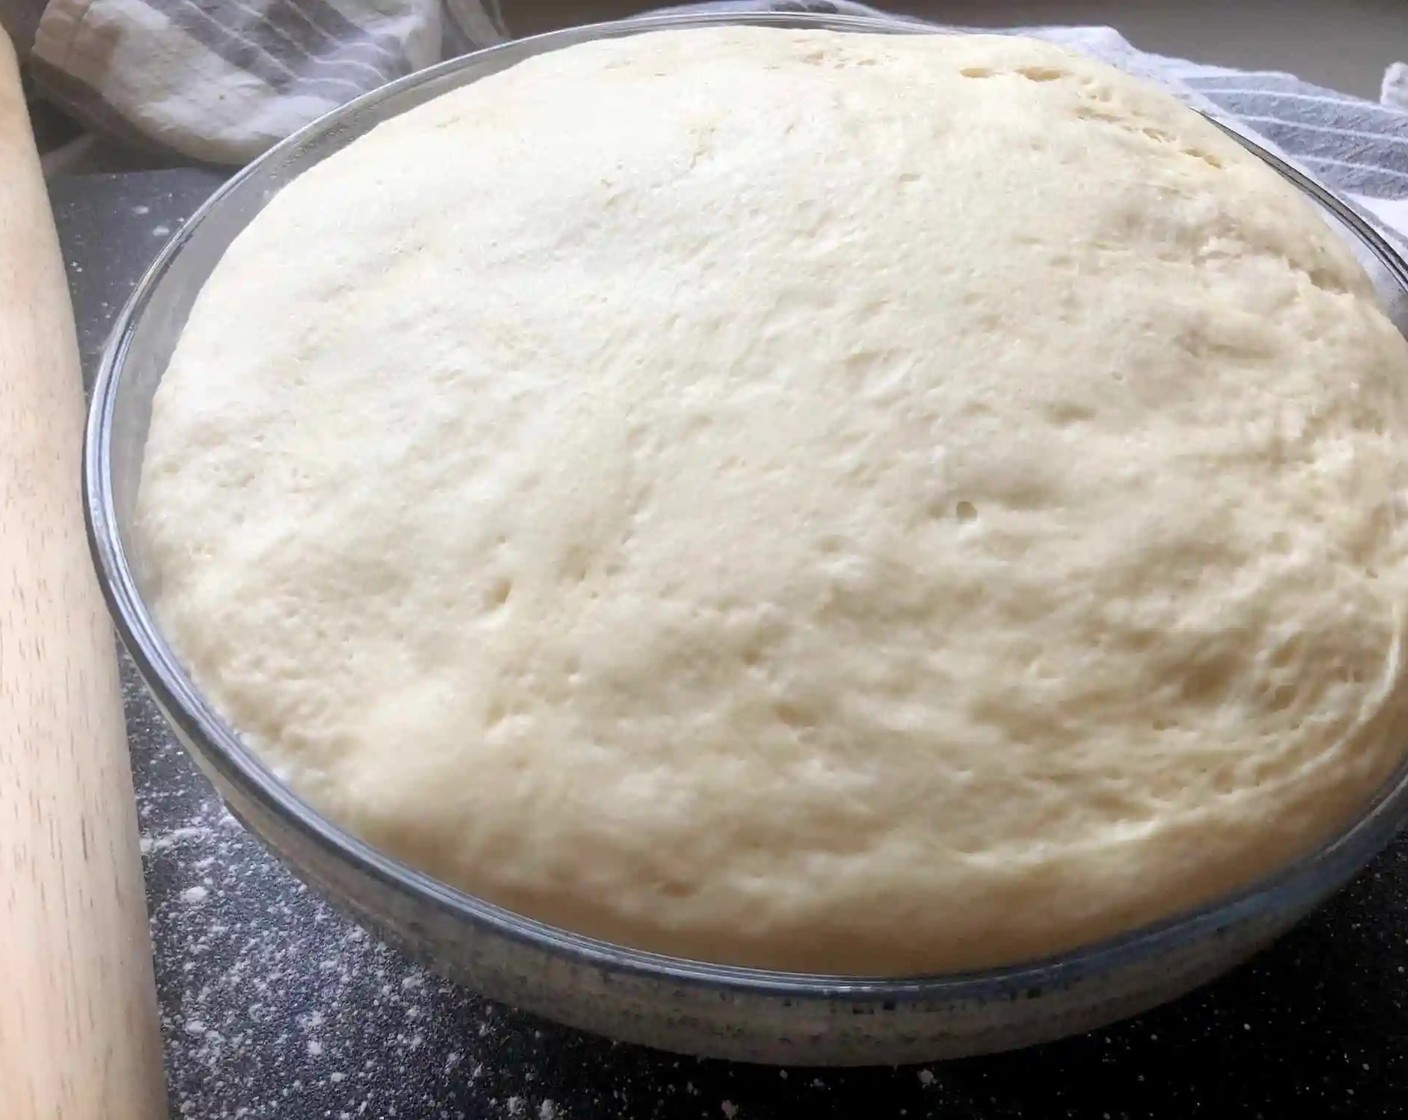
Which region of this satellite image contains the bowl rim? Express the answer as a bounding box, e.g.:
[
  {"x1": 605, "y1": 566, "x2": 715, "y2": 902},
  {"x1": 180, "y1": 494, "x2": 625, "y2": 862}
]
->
[{"x1": 85, "y1": 9, "x2": 1408, "y2": 1001}]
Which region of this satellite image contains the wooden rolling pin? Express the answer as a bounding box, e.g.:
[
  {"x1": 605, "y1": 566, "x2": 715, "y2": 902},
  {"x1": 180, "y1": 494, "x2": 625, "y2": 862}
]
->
[{"x1": 0, "y1": 34, "x2": 167, "y2": 1120}]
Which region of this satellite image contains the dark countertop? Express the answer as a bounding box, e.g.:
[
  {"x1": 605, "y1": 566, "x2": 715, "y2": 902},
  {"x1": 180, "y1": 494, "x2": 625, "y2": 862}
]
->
[{"x1": 50, "y1": 169, "x2": 1408, "y2": 1120}]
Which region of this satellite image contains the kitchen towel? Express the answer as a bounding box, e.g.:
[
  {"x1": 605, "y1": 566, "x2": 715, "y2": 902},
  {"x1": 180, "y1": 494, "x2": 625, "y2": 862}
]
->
[
  {"x1": 8, "y1": 0, "x2": 1408, "y2": 244},
  {"x1": 20, "y1": 0, "x2": 507, "y2": 164}
]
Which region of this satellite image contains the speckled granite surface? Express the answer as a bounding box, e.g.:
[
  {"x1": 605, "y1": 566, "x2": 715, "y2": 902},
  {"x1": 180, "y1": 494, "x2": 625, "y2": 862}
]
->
[{"x1": 50, "y1": 170, "x2": 1408, "y2": 1120}]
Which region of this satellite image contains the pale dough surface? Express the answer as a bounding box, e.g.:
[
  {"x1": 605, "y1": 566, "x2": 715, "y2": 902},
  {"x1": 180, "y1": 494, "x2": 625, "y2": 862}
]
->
[{"x1": 139, "y1": 28, "x2": 1408, "y2": 974}]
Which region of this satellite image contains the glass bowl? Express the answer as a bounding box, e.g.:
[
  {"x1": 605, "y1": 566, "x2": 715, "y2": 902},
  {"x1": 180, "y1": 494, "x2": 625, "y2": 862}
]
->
[{"x1": 85, "y1": 11, "x2": 1408, "y2": 1066}]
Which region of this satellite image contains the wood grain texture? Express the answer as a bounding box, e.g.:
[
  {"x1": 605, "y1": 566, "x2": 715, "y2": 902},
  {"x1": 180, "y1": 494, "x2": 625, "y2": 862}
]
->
[{"x1": 0, "y1": 33, "x2": 167, "y2": 1120}]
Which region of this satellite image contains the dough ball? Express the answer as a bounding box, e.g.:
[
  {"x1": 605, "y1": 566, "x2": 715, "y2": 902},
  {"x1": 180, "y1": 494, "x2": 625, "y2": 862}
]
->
[{"x1": 139, "y1": 28, "x2": 1408, "y2": 974}]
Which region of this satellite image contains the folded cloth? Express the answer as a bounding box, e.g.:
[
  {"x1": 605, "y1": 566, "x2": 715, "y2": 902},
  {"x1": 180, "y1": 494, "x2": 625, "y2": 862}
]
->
[
  {"x1": 23, "y1": 0, "x2": 506, "y2": 164},
  {"x1": 8, "y1": 0, "x2": 1408, "y2": 247}
]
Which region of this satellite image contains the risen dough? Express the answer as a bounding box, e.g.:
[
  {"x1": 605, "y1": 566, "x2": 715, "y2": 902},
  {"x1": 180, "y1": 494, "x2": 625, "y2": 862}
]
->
[{"x1": 139, "y1": 28, "x2": 1408, "y2": 974}]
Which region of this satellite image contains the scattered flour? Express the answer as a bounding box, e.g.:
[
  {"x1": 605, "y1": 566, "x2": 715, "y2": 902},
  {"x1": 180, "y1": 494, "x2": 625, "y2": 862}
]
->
[{"x1": 141, "y1": 826, "x2": 211, "y2": 855}]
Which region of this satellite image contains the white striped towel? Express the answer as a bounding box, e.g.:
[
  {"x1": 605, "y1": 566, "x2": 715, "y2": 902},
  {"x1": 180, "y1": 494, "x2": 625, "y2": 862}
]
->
[{"x1": 21, "y1": 0, "x2": 507, "y2": 165}]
